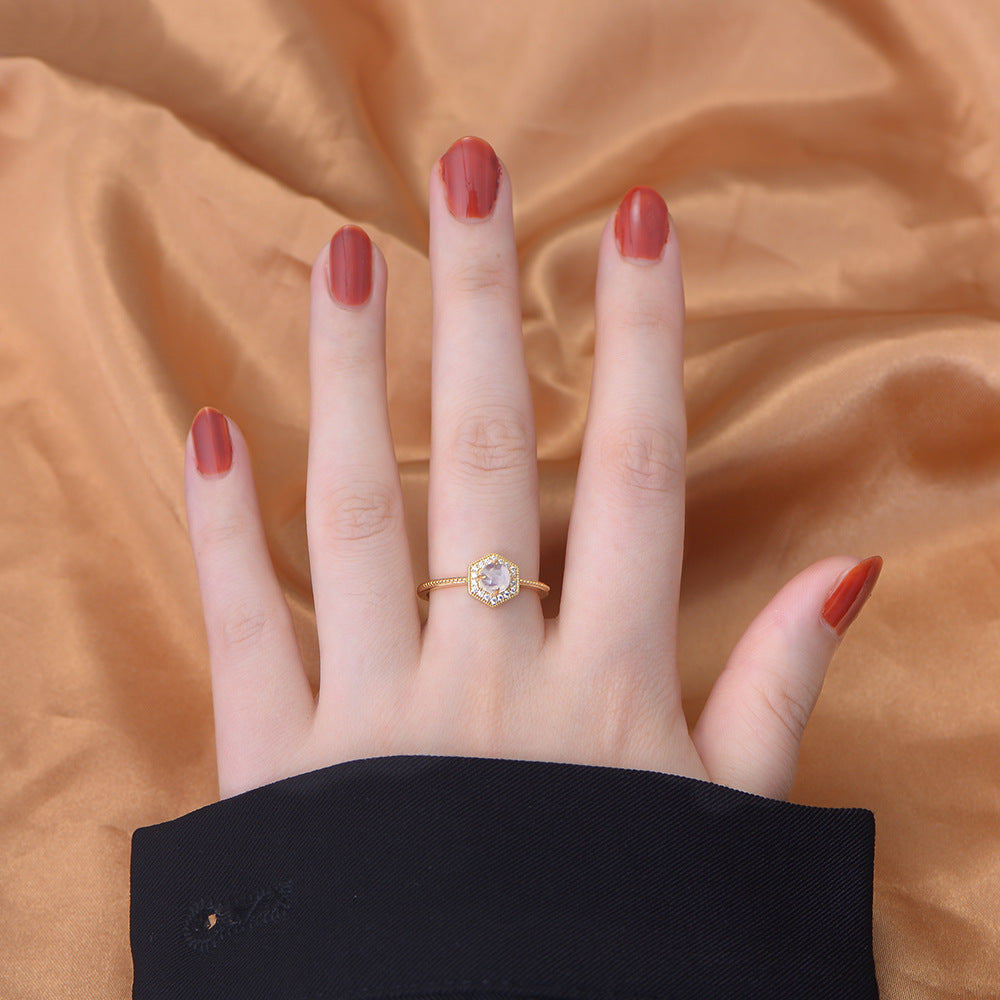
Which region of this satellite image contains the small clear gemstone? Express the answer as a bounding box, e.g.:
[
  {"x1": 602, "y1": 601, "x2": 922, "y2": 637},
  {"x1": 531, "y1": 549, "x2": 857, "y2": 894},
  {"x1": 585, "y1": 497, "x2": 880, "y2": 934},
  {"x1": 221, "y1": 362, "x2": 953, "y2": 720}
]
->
[{"x1": 478, "y1": 560, "x2": 511, "y2": 593}]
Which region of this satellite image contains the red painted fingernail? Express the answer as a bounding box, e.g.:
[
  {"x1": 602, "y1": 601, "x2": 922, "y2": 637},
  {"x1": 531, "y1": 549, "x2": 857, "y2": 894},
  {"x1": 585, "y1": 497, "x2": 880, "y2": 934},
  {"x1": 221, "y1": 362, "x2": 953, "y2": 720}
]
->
[
  {"x1": 440, "y1": 136, "x2": 501, "y2": 220},
  {"x1": 821, "y1": 556, "x2": 883, "y2": 637},
  {"x1": 614, "y1": 186, "x2": 670, "y2": 260},
  {"x1": 328, "y1": 225, "x2": 372, "y2": 306},
  {"x1": 192, "y1": 407, "x2": 233, "y2": 477}
]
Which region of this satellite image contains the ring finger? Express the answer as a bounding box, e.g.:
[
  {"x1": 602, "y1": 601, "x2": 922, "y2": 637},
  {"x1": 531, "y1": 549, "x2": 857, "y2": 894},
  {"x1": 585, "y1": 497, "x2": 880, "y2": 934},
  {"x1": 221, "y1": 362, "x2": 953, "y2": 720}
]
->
[{"x1": 424, "y1": 136, "x2": 543, "y2": 650}]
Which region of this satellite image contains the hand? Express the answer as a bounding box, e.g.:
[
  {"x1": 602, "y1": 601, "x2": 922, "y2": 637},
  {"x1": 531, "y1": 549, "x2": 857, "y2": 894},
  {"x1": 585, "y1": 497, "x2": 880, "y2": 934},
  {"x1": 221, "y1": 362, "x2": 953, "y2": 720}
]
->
[{"x1": 184, "y1": 136, "x2": 882, "y2": 802}]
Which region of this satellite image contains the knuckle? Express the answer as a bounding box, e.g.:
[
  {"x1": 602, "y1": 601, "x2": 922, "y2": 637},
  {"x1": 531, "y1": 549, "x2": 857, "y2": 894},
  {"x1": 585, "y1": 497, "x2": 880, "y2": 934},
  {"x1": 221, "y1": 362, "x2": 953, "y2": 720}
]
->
[
  {"x1": 316, "y1": 480, "x2": 400, "y2": 543},
  {"x1": 449, "y1": 406, "x2": 534, "y2": 478},
  {"x1": 622, "y1": 300, "x2": 669, "y2": 337},
  {"x1": 446, "y1": 253, "x2": 517, "y2": 298},
  {"x1": 323, "y1": 347, "x2": 380, "y2": 379},
  {"x1": 750, "y1": 676, "x2": 814, "y2": 747},
  {"x1": 598, "y1": 422, "x2": 686, "y2": 501},
  {"x1": 314, "y1": 330, "x2": 382, "y2": 379},
  {"x1": 193, "y1": 511, "x2": 254, "y2": 557},
  {"x1": 218, "y1": 599, "x2": 277, "y2": 655}
]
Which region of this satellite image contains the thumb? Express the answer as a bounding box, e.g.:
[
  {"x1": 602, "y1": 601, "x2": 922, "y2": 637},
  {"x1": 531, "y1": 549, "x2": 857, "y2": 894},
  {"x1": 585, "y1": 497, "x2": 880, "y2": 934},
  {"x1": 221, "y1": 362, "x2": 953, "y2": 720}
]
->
[{"x1": 691, "y1": 555, "x2": 883, "y2": 801}]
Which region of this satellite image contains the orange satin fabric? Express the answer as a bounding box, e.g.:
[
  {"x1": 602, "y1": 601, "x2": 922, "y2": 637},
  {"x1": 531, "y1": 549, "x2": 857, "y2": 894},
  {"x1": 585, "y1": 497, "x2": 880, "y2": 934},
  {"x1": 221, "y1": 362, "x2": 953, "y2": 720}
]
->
[{"x1": 2, "y1": 0, "x2": 999, "y2": 995}]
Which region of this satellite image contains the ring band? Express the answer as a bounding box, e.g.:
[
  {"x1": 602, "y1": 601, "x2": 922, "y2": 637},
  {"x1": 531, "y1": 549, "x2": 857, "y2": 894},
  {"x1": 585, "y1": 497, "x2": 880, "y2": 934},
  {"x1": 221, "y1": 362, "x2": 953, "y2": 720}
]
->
[{"x1": 417, "y1": 552, "x2": 550, "y2": 607}]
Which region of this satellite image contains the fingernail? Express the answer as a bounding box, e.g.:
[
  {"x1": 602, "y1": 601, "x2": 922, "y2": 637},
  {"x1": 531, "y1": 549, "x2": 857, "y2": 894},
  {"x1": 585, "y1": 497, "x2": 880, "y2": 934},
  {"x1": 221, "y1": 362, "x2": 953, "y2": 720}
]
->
[
  {"x1": 440, "y1": 136, "x2": 500, "y2": 221},
  {"x1": 328, "y1": 225, "x2": 372, "y2": 306},
  {"x1": 821, "y1": 556, "x2": 883, "y2": 637},
  {"x1": 192, "y1": 407, "x2": 233, "y2": 477},
  {"x1": 614, "y1": 186, "x2": 670, "y2": 260}
]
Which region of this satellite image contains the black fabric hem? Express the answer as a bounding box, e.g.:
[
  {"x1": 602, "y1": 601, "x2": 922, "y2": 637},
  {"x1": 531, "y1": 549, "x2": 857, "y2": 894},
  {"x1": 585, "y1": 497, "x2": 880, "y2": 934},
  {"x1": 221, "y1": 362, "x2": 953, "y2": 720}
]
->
[{"x1": 130, "y1": 754, "x2": 878, "y2": 999}]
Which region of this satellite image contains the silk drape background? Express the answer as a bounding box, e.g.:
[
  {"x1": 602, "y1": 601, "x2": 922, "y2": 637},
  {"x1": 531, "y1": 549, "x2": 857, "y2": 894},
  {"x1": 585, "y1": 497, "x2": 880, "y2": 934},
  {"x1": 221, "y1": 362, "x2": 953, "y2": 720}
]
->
[{"x1": 2, "y1": 1, "x2": 999, "y2": 995}]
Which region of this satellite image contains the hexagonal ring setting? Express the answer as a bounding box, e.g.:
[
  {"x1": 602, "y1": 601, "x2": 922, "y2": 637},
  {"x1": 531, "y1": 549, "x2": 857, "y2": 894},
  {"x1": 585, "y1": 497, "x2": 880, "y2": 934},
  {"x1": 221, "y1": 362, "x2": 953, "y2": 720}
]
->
[
  {"x1": 417, "y1": 552, "x2": 550, "y2": 606},
  {"x1": 469, "y1": 553, "x2": 519, "y2": 606}
]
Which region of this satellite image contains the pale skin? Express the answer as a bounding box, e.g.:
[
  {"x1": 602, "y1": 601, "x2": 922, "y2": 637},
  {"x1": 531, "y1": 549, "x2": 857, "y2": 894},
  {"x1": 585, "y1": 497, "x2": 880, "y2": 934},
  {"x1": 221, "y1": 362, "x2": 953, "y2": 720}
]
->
[{"x1": 184, "y1": 137, "x2": 865, "y2": 803}]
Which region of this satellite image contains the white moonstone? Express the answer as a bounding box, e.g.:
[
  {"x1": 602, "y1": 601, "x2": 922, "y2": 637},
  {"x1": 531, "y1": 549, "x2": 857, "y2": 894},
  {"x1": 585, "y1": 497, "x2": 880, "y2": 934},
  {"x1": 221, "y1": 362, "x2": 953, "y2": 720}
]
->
[{"x1": 478, "y1": 560, "x2": 511, "y2": 593}]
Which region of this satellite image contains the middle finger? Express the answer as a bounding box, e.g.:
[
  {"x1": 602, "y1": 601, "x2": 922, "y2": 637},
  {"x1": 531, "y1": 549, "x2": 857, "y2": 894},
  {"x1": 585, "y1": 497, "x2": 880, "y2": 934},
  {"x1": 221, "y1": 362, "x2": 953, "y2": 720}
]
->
[{"x1": 424, "y1": 137, "x2": 544, "y2": 648}]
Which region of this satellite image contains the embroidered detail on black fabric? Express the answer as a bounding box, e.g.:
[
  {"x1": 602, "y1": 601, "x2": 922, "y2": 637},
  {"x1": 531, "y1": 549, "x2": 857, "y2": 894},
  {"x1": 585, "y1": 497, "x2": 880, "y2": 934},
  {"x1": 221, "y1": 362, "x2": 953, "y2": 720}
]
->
[{"x1": 183, "y1": 880, "x2": 292, "y2": 952}]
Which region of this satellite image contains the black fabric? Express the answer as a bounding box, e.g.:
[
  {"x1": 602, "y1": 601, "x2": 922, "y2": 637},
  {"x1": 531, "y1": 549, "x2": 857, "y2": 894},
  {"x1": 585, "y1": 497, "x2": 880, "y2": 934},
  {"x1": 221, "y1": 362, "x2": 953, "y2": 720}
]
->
[{"x1": 130, "y1": 754, "x2": 878, "y2": 999}]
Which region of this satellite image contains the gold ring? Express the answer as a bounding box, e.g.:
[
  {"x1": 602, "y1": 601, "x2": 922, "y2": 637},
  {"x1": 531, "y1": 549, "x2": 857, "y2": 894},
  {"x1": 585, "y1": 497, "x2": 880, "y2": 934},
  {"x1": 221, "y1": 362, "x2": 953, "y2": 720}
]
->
[{"x1": 417, "y1": 552, "x2": 550, "y2": 607}]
